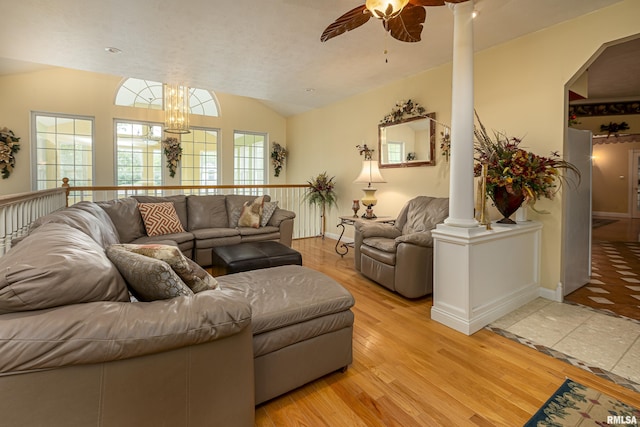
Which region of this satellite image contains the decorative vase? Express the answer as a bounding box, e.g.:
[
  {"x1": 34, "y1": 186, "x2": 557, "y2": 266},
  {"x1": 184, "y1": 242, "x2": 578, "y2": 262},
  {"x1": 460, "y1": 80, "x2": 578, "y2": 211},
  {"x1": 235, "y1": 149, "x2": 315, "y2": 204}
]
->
[
  {"x1": 491, "y1": 186, "x2": 525, "y2": 225},
  {"x1": 352, "y1": 199, "x2": 360, "y2": 217}
]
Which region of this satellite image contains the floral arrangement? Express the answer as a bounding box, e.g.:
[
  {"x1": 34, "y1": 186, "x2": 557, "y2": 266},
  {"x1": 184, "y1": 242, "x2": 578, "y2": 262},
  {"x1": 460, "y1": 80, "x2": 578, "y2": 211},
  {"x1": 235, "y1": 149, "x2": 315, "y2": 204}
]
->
[
  {"x1": 162, "y1": 137, "x2": 182, "y2": 178},
  {"x1": 0, "y1": 127, "x2": 21, "y2": 179},
  {"x1": 302, "y1": 172, "x2": 337, "y2": 210},
  {"x1": 568, "y1": 113, "x2": 580, "y2": 127},
  {"x1": 473, "y1": 116, "x2": 580, "y2": 203},
  {"x1": 440, "y1": 130, "x2": 451, "y2": 161},
  {"x1": 600, "y1": 121, "x2": 629, "y2": 137},
  {"x1": 356, "y1": 144, "x2": 374, "y2": 160},
  {"x1": 380, "y1": 99, "x2": 426, "y2": 125},
  {"x1": 271, "y1": 142, "x2": 288, "y2": 177}
]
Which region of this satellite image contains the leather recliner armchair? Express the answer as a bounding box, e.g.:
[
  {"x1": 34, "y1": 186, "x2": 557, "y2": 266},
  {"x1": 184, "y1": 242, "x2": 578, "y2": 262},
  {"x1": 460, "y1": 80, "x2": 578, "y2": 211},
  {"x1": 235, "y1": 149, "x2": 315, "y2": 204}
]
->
[{"x1": 354, "y1": 196, "x2": 449, "y2": 298}]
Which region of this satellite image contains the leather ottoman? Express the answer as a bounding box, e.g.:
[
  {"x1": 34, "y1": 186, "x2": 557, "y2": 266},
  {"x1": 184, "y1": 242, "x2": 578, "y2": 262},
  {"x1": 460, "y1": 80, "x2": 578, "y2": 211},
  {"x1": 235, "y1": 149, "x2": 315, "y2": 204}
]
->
[
  {"x1": 217, "y1": 265, "x2": 355, "y2": 404},
  {"x1": 212, "y1": 241, "x2": 302, "y2": 273}
]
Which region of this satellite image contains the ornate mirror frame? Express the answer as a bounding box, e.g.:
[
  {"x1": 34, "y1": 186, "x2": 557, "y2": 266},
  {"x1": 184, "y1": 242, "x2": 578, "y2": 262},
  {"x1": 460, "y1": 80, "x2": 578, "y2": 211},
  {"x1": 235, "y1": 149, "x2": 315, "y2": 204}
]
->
[{"x1": 378, "y1": 113, "x2": 437, "y2": 169}]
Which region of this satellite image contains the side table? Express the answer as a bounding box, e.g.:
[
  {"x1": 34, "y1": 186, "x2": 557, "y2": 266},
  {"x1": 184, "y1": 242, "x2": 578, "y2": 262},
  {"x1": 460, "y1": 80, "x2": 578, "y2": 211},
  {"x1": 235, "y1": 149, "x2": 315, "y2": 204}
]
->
[{"x1": 335, "y1": 215, "x2": 395, "y2": 257}]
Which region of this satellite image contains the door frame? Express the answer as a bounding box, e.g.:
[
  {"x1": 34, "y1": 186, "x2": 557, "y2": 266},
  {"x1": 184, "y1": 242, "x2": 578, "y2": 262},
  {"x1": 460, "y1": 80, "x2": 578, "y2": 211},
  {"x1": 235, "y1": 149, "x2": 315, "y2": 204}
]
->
[{"x1": 630, "y1": 149, "x2": 640, "y2": 218}]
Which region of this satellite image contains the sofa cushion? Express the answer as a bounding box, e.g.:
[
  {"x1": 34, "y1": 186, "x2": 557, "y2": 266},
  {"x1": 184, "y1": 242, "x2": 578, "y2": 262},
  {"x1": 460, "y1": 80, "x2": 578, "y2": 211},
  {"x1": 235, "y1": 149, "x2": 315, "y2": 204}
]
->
[
  {"x1": 217, "y1": 265, "x2": 354, "y2": 335},
  {"x1": 238, "y1": 196, "x2": 264, "y2": 228},
  {"x1": 138, "y1": 202, "x2": 186, "y2": 236},
  {"x1": 261, "y1": 201, "x2": 278, "y2": 227},
  {"x1": 187, "y1": 195, "x2": 229, "y2": 230},
  {"x1": 106, "y1": 245, "x2": 194, "y2": 301},
  {"x1": 0, "y1": 223, "x2": 129, "y2": 314},
  {"x1": 115, "y1": 243, "x2": 218, "y2": 292},
  {"x1": 97, "y1": 197, "x2": 146, "y2": 243},
  {"x1": 30, "y1": 203, "x2": 120, "y2": 247},
  {"x1": 133, "y1": 195, "x2": 188, "y2": 230}
]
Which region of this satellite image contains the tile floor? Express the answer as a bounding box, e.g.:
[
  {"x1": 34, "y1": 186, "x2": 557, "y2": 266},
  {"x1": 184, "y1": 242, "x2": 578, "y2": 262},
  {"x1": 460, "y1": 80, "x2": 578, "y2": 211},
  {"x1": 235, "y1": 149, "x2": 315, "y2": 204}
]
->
[
  {"x1": 489, "y1": 218, "x2": 640, "y2": 393},
  {"x1": 489, "y1": 298, "x2": 640, "y2": 393},
  {"x1": 565, "y1": 240, "x2": 640, "y2": 320}
]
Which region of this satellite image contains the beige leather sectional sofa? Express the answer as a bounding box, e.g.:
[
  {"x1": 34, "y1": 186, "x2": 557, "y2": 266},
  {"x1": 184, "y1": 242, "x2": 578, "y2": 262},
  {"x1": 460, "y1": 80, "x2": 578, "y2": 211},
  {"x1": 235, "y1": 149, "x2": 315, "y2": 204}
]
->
[
  {"x1": 96, "y1": 194, "x2": 296, "y2": 266},
  {"x1": 0, "y1": 197, "x2": 354, "y2": 427}
]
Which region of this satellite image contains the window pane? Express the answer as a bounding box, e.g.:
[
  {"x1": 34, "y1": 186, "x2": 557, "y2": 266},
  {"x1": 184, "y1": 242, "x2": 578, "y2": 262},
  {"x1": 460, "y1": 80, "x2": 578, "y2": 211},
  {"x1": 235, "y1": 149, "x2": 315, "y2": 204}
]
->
[
  {"x1": 234, "y1": 131, "x2": 266, "y2": 186},
  {"x1": 115, "y1": 121, "x2": 163, "y2": 186},
  {"x1": 33, "y1": 113, "x2": 94, "y2": 191},
  {"x1": 181, "y1": 128, "x2": 219, "y2": 187}
]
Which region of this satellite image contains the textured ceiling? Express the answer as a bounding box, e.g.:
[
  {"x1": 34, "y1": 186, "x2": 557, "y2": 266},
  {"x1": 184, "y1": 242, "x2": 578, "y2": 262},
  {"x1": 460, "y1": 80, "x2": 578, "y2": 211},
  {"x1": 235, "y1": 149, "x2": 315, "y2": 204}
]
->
[{"x1": 0, "y1": 0, "x2": 633, "y2": 116}]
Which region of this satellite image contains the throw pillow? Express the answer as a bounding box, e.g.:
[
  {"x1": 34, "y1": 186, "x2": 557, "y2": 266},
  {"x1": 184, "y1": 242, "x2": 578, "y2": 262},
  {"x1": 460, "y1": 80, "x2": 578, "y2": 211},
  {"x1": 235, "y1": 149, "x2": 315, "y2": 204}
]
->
[
  {"x1": 261, "y1": 201, "x2": 279, "y2": 227},
  {"x1": 106, "y1": 245, "x2": 194, "y2": 301},
  {"x1": 115, "y1": 243, "x2": 218, "y2": 292},
  {"x1": 238, "y1": 196, "x2": 264, "y2": 228},
  {"x1": 138, "y1": 202, "x2": 185, "y2": 236}
]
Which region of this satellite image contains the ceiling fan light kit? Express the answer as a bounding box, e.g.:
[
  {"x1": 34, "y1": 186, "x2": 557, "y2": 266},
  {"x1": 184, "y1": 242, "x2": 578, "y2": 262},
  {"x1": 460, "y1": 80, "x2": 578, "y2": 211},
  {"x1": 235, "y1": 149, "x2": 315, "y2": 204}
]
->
[
  {"x1": 365, "y1": 0, "x2": 410, "y2": 20},
  {"x1": 320, "y1": 0, "x2": 470, "y2": 43}
]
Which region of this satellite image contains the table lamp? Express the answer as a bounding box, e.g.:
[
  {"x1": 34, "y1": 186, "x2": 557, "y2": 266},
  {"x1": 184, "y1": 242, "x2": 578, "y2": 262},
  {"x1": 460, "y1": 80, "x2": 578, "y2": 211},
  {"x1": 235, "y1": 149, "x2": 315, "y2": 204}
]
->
[{"x1": 354, "y1": 159, "x2": 386, "y2": 218}]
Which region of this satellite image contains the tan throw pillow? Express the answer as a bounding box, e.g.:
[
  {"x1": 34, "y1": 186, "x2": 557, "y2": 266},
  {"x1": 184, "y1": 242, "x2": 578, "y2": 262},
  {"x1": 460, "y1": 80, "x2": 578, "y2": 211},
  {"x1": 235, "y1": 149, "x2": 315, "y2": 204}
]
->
[
  {"x1": 238, "y1": 196, "x2": 264, "y2": 228},
  {"x1": 106, "y1": 245, "x2": 193, "y2": 301},
  {"x1": 116, "y1": 243, "x2": 218, "y2": 292},
  {"x1": 138, "y1": 202, "x2": 185, "y2": 236}
]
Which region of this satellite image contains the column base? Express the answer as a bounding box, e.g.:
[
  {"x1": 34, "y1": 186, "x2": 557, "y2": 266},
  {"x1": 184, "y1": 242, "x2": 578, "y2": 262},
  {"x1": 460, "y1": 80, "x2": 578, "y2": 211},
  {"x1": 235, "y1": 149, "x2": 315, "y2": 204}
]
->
[{"x1": 431, "y1": 221, "x2": 542, "y2": 335}]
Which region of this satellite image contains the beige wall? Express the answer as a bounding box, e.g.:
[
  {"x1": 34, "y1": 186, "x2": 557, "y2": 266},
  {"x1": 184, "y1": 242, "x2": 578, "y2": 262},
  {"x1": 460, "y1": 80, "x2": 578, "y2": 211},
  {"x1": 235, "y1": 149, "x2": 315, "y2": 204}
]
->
[
  {"x1": 592, "y1": 139, "x2": 640, "y2": 214},
  {"x1": 287, "y1": 0, "x2": 640, "y2": 291},
  {"x1": 0, "y1": 68, "x2": 287, "y2": 195}
]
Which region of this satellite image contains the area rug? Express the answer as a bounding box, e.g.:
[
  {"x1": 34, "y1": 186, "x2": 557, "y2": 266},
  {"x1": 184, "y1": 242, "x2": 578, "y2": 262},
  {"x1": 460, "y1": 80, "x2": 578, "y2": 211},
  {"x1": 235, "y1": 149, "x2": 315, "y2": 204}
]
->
[{"x1": 524, "y1": 379, "x2": 640, "y2": 426}]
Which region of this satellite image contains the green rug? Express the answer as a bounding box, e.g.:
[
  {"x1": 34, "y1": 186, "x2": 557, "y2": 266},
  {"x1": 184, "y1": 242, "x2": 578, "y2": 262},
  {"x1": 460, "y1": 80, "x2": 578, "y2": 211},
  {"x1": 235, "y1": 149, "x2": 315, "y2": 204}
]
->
[{"x1": 524, "y1": 379, "x2": 639, "y2": 427}]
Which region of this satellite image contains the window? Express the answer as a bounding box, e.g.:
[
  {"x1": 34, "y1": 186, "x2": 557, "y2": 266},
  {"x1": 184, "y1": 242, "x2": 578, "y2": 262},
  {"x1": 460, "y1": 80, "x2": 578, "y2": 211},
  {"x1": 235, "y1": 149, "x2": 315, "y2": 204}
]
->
[
  {"x1": 115, "y1": 78, "x2": 220, "y2": 117},
  {"x1": 387, "y1": 141, "x2": 404, "y2": 164},
  {"x1": 181, "y1": 128, "x2": 220, "y2": 186},
  {"x1": 115, "y1": 121, "x2": 163, "y2": 186},
  {"x1": 33, "y1": 113, "x2": 94, "y2": 190},
  {"x1": 234, "y1": 131, "x2": 266, "y2": 185}
]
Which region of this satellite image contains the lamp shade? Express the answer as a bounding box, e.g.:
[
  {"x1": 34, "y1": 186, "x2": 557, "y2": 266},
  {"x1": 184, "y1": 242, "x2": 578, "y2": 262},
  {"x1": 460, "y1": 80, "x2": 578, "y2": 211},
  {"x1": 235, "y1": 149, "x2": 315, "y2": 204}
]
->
[
  {"x1": 365, "y1": 0, "x2": 409, "y2": 19},
  {"x1": 354, "y1": 160, "x2": 386, "y2": 185}
]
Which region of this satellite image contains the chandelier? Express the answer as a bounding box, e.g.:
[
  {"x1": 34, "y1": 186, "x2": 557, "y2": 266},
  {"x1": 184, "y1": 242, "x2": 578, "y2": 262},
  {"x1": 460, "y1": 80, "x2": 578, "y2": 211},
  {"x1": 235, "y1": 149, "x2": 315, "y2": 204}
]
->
[{"x1": 164, "y1": 84, "x2": 190, "y2": 134}]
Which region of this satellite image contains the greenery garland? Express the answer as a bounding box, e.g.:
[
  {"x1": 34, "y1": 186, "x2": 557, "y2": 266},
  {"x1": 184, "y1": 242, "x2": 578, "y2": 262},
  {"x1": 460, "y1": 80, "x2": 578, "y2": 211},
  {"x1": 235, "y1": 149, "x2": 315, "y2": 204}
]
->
[{"x1": 0, "y1": 127, "x2": 21, "y2": 179}]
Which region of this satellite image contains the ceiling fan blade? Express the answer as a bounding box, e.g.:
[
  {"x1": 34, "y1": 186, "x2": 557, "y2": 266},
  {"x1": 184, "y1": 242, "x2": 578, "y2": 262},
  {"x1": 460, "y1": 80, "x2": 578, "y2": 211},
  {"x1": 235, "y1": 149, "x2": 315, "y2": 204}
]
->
[
  {"x1": 384, "y1": 4, "x2": 426, "y2": 43},
  {"x1": 321, "y1": 5, "x2": 372, "y2": 42},
  {"x1": 408, "y1": 0, "x2": 446, "y2": 6},
  {"x1": 408, "y1": 0, "x2": 470, "y2": 5}
]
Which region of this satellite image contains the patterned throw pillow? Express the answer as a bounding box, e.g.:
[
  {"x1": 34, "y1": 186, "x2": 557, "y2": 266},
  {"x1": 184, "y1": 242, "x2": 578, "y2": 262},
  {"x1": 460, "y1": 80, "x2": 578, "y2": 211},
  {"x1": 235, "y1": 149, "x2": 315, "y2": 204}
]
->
[
  {"x1": 115, "y1": 243, "x2": 218, "y2": 292},
  {"x1": 138, "y1": 202, "x2": 185, "y2": 236},
  {"x1": 238, "y1": 196, "x2": 264, "y2": 228},
  {"x1": 261, "y1": 201, "x2": 279, "y2": 227},
  {"x1": 106, "y1": 245, "x2": 193, "y2": 301}
]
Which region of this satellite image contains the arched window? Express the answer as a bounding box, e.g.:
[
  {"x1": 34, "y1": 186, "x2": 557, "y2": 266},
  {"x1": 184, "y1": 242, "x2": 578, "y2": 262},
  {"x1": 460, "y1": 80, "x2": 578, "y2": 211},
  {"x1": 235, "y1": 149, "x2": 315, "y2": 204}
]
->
[{"x1": 115, "y1": 78, "x2": 220, "y2": 117}]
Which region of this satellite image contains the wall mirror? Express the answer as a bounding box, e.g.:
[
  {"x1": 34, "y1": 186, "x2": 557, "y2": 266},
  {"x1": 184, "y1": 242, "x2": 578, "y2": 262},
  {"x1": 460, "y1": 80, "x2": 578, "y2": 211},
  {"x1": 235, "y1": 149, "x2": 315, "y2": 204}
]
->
[{"x1": 378, "y1": 113, "x2": 436, "y2": 168}]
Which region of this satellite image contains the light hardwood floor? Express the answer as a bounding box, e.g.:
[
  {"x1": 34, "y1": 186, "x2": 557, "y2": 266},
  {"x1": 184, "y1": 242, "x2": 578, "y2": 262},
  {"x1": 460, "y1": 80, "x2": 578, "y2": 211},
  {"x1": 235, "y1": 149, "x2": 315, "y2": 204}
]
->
[{"x1": 255, "y1": 237, "x2": 640, "y2": 427}]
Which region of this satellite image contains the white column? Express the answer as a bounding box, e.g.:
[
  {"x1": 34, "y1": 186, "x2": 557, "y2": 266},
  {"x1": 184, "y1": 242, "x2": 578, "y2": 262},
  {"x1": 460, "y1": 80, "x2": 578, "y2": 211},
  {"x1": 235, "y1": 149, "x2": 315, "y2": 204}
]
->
[{"x1": 444, "y1": 0, "x2": 477, "y2": 228}]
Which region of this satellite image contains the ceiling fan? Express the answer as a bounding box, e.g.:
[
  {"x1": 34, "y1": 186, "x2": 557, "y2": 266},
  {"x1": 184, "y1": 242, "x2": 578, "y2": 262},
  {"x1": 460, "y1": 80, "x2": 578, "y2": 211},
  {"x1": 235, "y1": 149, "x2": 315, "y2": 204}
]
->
[{"x1": 321, "y1": 0, "x2": 470, "y2": 43}]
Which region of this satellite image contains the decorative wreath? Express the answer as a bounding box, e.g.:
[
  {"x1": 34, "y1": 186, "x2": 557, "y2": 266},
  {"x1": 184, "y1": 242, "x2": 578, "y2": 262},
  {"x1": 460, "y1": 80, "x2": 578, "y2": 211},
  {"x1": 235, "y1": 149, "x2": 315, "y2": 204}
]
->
[
  {"x1": 0, "y1": 127, "x2": 21, "y2": 179},
  {"x1": 162, "y1": 137, "x2": 182, "y2": 178}
]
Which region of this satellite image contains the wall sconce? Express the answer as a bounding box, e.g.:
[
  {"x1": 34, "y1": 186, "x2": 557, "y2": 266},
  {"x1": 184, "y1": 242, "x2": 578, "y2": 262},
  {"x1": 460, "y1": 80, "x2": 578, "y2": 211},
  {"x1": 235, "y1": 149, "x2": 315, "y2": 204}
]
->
[{"x1": 164, "y1": 84, "x2": 191, "y2": 134}]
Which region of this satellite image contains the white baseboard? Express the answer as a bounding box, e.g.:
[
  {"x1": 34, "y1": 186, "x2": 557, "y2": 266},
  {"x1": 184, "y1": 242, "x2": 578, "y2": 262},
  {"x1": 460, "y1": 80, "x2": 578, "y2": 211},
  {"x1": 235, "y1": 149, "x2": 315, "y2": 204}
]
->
[
  {"x1": 592, "y1": 211, "x2": 631, "y2": 219},
  {"x1": 322, "y1": 232, "x2": 353, "y2": 243},
  {"x1": 539, "y1": 283, "x2": 563, "y2": 302}
]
